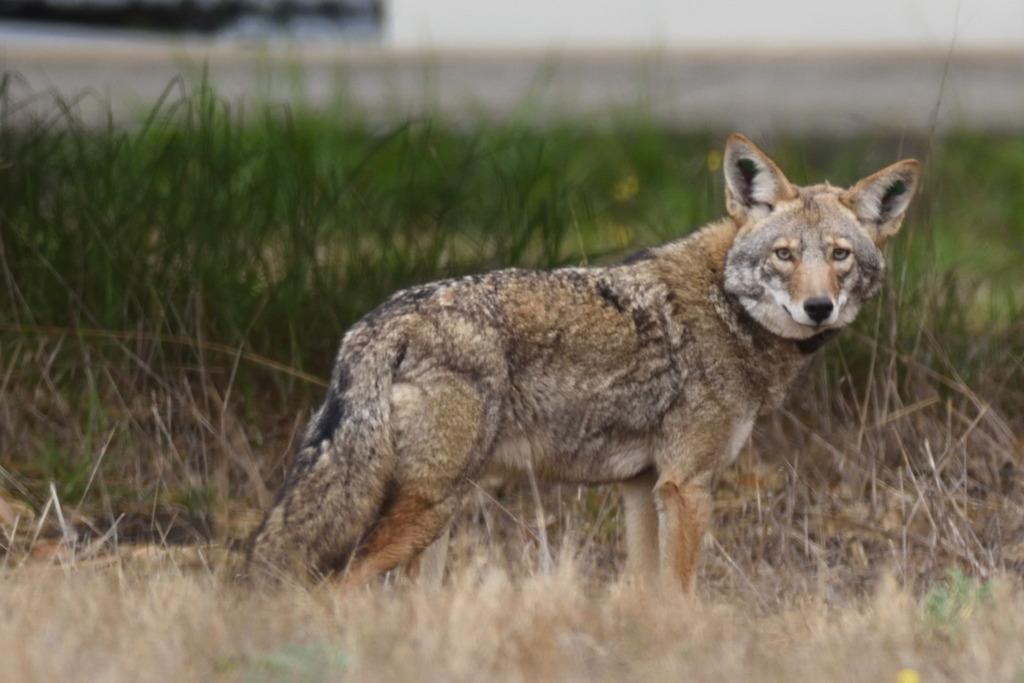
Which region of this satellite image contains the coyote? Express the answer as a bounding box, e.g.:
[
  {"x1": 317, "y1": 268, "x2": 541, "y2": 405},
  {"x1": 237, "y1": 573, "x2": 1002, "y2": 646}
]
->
[{"x1": 248, "y1": 134, "x2": 919, "y2": 592}]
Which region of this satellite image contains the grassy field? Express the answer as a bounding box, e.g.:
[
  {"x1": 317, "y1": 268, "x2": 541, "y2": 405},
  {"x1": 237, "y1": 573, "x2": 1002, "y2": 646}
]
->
[
  {"x1": 1, "y1": 76, "x2": 1023, "y2": 681},
  {"x1": 4, "y1": 557, "x2": 1024, "y2": 682}
]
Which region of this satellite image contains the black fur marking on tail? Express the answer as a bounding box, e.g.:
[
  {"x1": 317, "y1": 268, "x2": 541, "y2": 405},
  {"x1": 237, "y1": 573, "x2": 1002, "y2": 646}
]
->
[
  {"x1": 307, "y1": 390, "x2": 345, "y2": 449},
  {"x1": 303, "y1": 365, "x2": 352, "y2": 449},
  {"x1": 281, "y1": 365, "x2": 352, "y2": 488}
]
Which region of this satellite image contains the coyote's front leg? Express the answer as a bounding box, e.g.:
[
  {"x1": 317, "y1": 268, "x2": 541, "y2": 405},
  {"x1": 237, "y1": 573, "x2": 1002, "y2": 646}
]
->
[
  {"x1": 620, "y1": 470, "x2": 660, "y2": 582},
  {"x1": 654, "y1": 472, "x2": 712, "y2": 593},
  {"x1": 653, "y1": 416, "x2": 742, "y2": 594}
]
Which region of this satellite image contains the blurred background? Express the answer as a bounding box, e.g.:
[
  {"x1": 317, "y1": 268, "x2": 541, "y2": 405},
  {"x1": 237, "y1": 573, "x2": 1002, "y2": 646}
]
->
[
  {"x1": 1, "y1": 0, "x2": 1023, "y2": 131},
  {"x1": 1, "y1": 0, "x2": 1022, "y2": 607}
]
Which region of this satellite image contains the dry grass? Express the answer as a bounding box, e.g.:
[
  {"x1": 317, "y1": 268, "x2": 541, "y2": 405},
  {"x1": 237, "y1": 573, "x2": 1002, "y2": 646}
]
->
[{"x1": 2, "y1": 543, "x2": 1024, "y2": 682}]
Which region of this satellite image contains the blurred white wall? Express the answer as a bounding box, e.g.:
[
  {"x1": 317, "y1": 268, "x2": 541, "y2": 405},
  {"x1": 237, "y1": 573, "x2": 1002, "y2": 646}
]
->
[{"x1": 386, "y1": 0, "x2": 1024, "y2": 50}]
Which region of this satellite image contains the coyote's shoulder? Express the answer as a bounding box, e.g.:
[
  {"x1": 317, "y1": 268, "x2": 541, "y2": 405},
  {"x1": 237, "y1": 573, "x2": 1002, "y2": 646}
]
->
[{"x1": 248, "y1": 134, "x2": 920, "y2": 591}]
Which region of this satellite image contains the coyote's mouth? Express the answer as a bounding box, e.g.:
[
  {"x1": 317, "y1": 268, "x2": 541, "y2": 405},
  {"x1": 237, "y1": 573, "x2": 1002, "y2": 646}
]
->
[
  {"x1": 783, "y1": 304, "x2": 824, "y2": 328},
  {"x1": 736, "y1": 295, "x2": 829, "y2": 341},
  {"x1": 782, "y1": 303, "x2": 837, "y2": 329}
]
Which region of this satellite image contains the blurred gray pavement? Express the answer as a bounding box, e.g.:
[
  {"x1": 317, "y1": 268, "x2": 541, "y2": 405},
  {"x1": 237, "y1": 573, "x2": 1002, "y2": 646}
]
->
[{"x1": 3, "y1": 36, "x2": 1023, "y2": 132}]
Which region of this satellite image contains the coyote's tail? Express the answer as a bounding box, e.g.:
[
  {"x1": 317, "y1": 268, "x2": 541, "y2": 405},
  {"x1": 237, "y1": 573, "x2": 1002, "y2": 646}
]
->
[{"x1": 245, "y1": 331, "x2": 404, "y2": 579}]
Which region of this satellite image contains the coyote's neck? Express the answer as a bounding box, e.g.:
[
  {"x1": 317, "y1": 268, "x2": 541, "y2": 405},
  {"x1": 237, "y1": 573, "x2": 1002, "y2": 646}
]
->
[
  {"x1": 646, "y1": 218, "x2": 828, "y2": 409},
  {"x1": 795, "y1": 329, "x2": 838, "y2": 354}
]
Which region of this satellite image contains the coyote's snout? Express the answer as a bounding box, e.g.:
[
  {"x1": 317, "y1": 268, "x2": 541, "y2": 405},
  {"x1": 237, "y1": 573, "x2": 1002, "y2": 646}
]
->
[{"x1": 248, "y1": 134, "x2": 919, "y2": 593}]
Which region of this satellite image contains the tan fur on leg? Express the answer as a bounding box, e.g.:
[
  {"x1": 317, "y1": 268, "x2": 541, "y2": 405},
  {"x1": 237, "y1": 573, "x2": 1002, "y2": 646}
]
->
[
  {"x1": 339, "y1": 493, "x2": 456, "y2": 589},
  {"x1": 655, "y1": 478, "x2": 712, "y2": 594}
]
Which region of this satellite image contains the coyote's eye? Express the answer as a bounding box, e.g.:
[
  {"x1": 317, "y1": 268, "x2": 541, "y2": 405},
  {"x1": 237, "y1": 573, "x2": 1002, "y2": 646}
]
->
[
  {"x1": 773, "y1": 247, "x2": 793, "y2": 261},
  {"x1": 832, "y1": 248, "x2": 850, "y2": 261}
]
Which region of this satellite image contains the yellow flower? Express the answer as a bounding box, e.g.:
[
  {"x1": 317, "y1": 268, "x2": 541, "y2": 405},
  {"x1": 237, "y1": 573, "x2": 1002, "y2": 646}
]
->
[
  {"x1": 706, "y1": 149, "x2": 723, "y2": 173},
  {"x1": 612, "y1": 224, "x2": 634, "y2": 248},
  {"x1": 897, "y1": 668, "x2": 920, "y2": 683},
  {"x1": 613, "y1": 174, "x2": 639, "y2": 203}
]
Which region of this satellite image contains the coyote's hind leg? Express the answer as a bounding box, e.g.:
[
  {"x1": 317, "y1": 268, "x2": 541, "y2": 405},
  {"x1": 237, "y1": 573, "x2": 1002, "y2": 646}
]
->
[
  {"x1": 339, "y1": 371, "x2": 492, "y2": 588},
  {"x1": 339, "y1": 492, "x2": 460, "y2": 587}
]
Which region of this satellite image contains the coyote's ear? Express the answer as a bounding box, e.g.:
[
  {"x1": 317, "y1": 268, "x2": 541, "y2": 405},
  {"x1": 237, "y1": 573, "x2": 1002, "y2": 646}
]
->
[
  {"x1": 842, "y1": 160, "x2": 921, "y2": 246},
  {"x1": 723, "y1": 133, "x2": 796, "y2": 221}
]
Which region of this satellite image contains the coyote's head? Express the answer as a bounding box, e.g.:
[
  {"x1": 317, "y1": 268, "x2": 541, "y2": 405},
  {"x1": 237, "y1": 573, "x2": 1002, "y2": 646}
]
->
[{"x1": 721, "y1": 134, "x2": 920, "y2": 340}]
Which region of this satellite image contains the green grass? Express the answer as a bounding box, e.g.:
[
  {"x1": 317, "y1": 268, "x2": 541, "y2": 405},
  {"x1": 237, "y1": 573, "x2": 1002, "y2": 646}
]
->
[
  {"x1": 923, "y1": 568, "x2": 992, "y2": 636},
  {"x1": 2, "y1": 80, "x2": 1021, "y2": 391}
]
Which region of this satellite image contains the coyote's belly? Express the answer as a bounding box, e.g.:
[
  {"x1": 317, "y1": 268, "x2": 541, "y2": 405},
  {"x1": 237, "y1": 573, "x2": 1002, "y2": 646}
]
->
[
  {"x1": 489, "y1": 430, "x2": 657, "y2": 485},
  {"x1": 486, "y1": 365, "x2": 680, "y2": 483}
]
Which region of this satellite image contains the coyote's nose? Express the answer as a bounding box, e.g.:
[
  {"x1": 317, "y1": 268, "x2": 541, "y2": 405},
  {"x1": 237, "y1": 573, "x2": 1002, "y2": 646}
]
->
[{"x1": 803, "y1": 297, "x2": 834, "y2": 324}]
